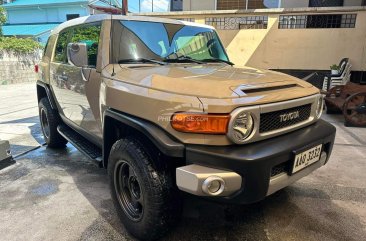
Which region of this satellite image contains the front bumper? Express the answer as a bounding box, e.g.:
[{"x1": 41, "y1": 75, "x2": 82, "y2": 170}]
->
[{"x1": 179, "y1": 119, "x2": 336, "y2": 204}]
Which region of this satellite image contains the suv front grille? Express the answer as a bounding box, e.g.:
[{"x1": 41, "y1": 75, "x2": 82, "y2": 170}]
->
[
  {"x1": 271, "y1": 162, "x2": 289, "y2": 177},
  {"x1": 259, "y1": 104, "x2": 312, "y2": 133}
]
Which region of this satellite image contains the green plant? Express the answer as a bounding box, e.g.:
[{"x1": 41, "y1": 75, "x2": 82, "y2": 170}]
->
[
  {"x1": 0, "y1": 6, "x2": 6, "y2": 36},
  {"x1": 0, "y1": 37, "x2": 42, "y2": 53},
  {"x1": 330, "y1": 64, "x2": 339, "y2": 71}
]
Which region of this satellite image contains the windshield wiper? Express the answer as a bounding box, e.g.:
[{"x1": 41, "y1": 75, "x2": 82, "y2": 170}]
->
[
  {"x1": 163, "y1": 55, "x2": 203, "y2": 64},
  {"x1": 118, "y1": 58, "x2": 167, "y2": 65},
  {"x1": 201, "y1": 58, "x2": 234, "y2": 66}
]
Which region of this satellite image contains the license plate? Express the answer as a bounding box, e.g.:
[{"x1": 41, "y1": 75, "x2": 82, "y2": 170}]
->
[{"x1": 292, "y1": 144, "x2": 322, "y2": 174}]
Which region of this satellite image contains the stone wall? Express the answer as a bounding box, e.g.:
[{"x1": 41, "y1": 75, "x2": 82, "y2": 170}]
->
[{"x1": 0, "y1": 51, "x2": 42, "y2": 85}]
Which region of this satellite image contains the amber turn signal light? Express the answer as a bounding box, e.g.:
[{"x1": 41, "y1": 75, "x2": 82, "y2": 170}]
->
[{"x1": 171, "y1": 113, "x2": 230, "y2": 134}]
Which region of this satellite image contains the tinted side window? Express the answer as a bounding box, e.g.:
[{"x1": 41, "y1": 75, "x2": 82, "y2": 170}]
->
[
  {"x1": 54, "y1": 30, "x2": 69, "y2": 63},
  {"x1": 70, "y1": 23, "x2": 101, "y2": 67}
]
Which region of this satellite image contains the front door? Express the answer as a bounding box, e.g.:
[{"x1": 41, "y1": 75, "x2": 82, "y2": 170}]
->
[{"x1": 50, "y1": 22, "x2": 102, "y2": 139}]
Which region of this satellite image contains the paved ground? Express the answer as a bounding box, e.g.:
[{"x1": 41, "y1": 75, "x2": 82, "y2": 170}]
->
[{"x1": 0, "y1": 83, "x2": 366, "y2": 241}]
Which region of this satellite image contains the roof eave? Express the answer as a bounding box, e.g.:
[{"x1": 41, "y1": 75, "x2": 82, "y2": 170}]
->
[{"x1": 2, "y1": 1, "x2": 88, "y2": 9}]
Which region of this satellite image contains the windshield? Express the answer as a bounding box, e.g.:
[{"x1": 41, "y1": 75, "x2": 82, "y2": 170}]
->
[{"x1": 111, "y1": 20, "x2": 230, "y2": 64}]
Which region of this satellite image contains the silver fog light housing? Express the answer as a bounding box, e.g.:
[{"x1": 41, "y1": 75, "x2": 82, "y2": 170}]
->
[
  {"x1": 228, "y1": 110, "x2": 254, "y2": 144},
  {"x1": 316, "y1": 95, "x2": 324, "y2": 118},
  {"x1": 202, "y1": 176, "x2": 225, "y2": 195}
]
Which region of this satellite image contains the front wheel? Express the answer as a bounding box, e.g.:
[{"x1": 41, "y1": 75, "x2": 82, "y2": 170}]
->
[{"x1": 108, "y1": 138, "x2": 181, "y2": 241}]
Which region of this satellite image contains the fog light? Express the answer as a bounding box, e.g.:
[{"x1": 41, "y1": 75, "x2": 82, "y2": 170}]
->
[{"x1": 202, "y1": 176, "x2": 225, "y2": 196}]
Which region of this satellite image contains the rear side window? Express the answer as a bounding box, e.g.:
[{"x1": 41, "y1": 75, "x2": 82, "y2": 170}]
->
[
  {"x1": 69, "y1": 22, "x2": 101, "y2": 67},
  {"x1": 54, "y1": 30, "x2": 69, "y2": 63}
]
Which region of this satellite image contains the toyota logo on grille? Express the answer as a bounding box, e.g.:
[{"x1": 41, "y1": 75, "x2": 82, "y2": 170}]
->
[{"x1": 279, "y1": 111, "x2": 300, "y2": 122}]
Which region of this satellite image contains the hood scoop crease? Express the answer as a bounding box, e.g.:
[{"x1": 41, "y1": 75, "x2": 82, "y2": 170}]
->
[{"x1": 242, "y1": 84, "x2": 299, "y2": 94}]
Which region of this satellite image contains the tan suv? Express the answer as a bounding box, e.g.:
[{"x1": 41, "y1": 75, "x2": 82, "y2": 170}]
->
[{"x1": 37, "y1": 15, "x2": 336, "y2": 240}]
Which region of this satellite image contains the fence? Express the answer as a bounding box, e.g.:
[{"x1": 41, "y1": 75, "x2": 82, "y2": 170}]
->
[{"x1": 0, "y1": 50, "x2": 41, "y2": 85}]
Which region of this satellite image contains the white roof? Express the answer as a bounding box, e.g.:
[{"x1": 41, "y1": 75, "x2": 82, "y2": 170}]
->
[{"x1": 51, "y1": 14, "x2": 214, "y2": 35}]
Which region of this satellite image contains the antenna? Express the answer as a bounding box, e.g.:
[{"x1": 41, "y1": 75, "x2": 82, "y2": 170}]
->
[{"x1": 109, "y1": 0, "x2": 116, "y2": 76}]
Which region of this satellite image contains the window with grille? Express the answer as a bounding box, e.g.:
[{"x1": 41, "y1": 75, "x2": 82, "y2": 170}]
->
[
  {"x1": 308, "y1": 0, "x2": 343, "y2": 7},
  {"x1": 206, "y1": 16, "x2": 268, "y2": 30},
  {"x1": 279, "y1": 14, "x2": 357, "y2": 29},
  {"x1": 216, "y1": 0, "x2": 280, "y2": 10},
  {"x1": 217, "y1": 0, "x2": 246, "y2": 10},
  {"x1": 175, "y1": 18, "x2": 195, "y2": 22}
]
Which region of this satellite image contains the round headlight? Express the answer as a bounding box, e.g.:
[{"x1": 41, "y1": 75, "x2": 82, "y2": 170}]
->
[
  {"x1": 316, "y1": 95, "x2": 324, "y2": 118},
  {"x1": 228, "y1": 111, "x2": 254, "y2": 144}
]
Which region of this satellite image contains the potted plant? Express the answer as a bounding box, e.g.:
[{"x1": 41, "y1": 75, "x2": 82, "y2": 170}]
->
[{"x1": 330, "y1": 64, "x2": 339, "y2": 75}]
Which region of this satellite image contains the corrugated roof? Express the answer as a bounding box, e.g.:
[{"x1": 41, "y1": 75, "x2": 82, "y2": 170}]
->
[{"x1": 2, "y1": 23, "x2": 60, "y2": 36}]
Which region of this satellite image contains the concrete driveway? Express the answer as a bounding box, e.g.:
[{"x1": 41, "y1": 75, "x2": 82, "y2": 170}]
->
[{"x1": 0, "y1": 84, "x2": 365, "y2": 241}]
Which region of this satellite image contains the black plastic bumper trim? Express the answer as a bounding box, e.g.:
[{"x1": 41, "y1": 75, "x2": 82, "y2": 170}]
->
[{"x1": 185, "y1": 119, "x2": 336, "y2": 204}]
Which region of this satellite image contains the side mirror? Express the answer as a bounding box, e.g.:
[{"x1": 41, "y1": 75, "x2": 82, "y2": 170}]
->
[{"x1": 67, "y1": 43, "x2": 88, "y2": 67}]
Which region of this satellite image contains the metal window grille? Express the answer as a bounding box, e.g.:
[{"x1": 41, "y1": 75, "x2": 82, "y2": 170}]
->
[
  {"x1": 217, "y1": 0, "x2": 246, "y2": 10},
  {"x1": 175, "y1": 18, "x2": 195, "y2": 22},
  {"x1": 216, "y1": 0, "x2": 279, "y2": 10},
  {"x1": 279, "y1": 14, "x2": 357, "y2": 29},
  {"x1": 206, "y1": 16, "x2": 268, "y2": 30}
]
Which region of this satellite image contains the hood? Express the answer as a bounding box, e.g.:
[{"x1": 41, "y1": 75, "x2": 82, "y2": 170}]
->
[{"x1": 105, "y1": 64, "x2": 317, "y2": 99}]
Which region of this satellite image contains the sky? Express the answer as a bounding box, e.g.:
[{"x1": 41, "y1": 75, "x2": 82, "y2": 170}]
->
[{"x1": 128, "y1": 0, "x2": 170, "y2": 13}]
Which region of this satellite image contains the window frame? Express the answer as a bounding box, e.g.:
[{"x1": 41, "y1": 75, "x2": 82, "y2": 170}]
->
[
  {"x1": 53, "y1": 28, "x2": 71, "y2": 64},
  {"x1": 52, "y1": 21, "x2": 102, "y2": 67}
]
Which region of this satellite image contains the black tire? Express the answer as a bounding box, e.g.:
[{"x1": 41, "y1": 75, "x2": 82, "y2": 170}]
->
[
  {"x1": 108, "y1": 137, "x2": 181, "y2": 241},
  {"x1": 38, "y1": 98, "x2": 67, "y2": 148}
]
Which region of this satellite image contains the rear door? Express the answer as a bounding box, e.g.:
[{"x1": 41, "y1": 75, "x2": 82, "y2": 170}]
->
[{"x1": 50, "y1": 22, "x2": 103, "y2": 140}]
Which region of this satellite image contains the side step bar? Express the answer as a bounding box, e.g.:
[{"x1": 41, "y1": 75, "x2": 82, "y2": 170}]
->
[{"x1": 57, "y1": 124, "x2": 102, "y2": 163}]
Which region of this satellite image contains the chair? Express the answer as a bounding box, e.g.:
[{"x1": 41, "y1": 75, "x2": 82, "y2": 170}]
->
[
  {"x1": 324, "y1": 82, "x2": 366, "y2": 127},
  {"x1": 322, "y1": 58, "x2": 351, "y2": 91}
]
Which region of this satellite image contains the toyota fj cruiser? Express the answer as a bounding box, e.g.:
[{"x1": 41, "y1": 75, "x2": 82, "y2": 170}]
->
[{"x1": 36, "y1": 15, "x2": 336, "y2": 240}]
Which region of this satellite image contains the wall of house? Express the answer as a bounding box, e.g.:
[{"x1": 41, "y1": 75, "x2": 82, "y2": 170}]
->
[
  {"x1": 182, "y1": 0, "x2": 364, "y2": 11},
  {"x1": 281, "y1": 0, "x2": 309, "y2": 8},
  {"x1": 344, "y1": 0, "x2": 364, "y2": 6},
  {"x1": 135, "y1": 7, "x2": 366, "y2": 71},
  {"x1": 6, "y1": 5, "x2": 89, "y2": 24},
  {"x1": 183, "y1": 0, "x2": 216, "y2": 11},
  {"x1": 182, "y1": 0, "x2": 310, "y2": 10},
  {"x1": 0, "y1": 51, "x2": 42, "y2": 84},
  {"x1": 218, "y1": 13, "x2": 366, "y2": 71}
]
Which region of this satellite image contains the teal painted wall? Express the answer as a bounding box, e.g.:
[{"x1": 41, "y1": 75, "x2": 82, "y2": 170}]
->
[{"x1": 6, "y1": 5, "x2": 89, "y2": 24}]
